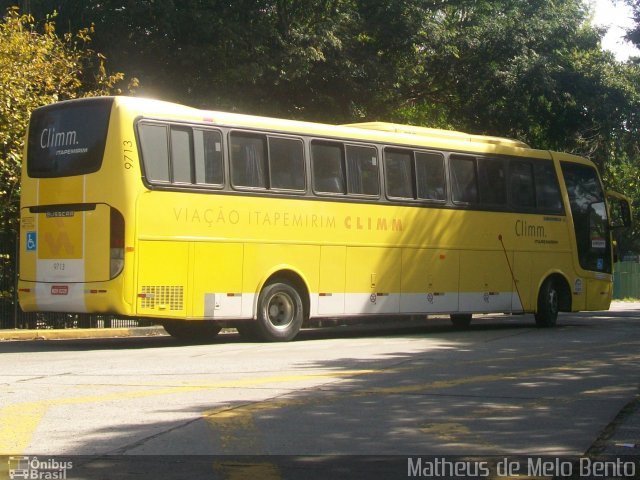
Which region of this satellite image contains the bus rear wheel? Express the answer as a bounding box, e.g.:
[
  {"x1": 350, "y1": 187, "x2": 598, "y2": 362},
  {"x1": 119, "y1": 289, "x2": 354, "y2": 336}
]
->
[
  {"x1": 163, "y1": 321, "x2": 222, "y2": 342},
  {"x1": 535, "y1": 278, "x2": 559, "y2": 328},
  {"x1": 255, "y1": 281, "x2": 304, "y2": 342},
  {"x1": 450, "y1": 313, "x2": 472, "y2": 329}
]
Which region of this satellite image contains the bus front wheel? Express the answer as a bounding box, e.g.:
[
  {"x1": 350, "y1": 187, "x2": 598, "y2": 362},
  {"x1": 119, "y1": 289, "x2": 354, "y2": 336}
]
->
[
  {"x1": 163, "y1": 321, "x2": 222, "y2": 342},
  {"x1": 535, "y1": 278, "x2": 559, "y2": 328},
  {"x1": 255, "y1": 281, "x2": 304, "y2": 342}
]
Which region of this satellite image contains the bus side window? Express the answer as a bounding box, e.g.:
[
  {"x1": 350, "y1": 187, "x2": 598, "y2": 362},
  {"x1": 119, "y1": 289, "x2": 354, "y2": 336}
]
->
[
  {"x1": 509, "y1": 159, "x2": 535, "y2": 209},
  {"x1": 230, "y1": 132, "x2": 268, "y2": 189},
  {"x1": 194, "y1": 129, "x2": 223, "y2": 185},
  {"x1": 478, "y1": 157, "x2": 507, "y2": 206},
  {"x1": 312, "y1": 142, "x2": 345, "y2": 194},
  {"x1": 384, "y1": 149, "x2": 413, "y2": 199},
  {"x1": 346, "y1": 145, "x2": 379, "y2": 196},
  {"x1": 450, "y1": 156, "x2": 478, "y2": 204},
  {"x1": 534, "y1": 162, "x2": 563, "y2": 213},
  {"x1": 138, "y1": 123, "x2": 170, "y2": 183},
  {"x1": 415, "y1": 151, "x2": 445, "y2": 201},
  {"x1": 269, "y1": 137, "x2": 305, "y2": 191},
  {"x1": 170, "y1": 127, "x2": 193, "y2": 183}
]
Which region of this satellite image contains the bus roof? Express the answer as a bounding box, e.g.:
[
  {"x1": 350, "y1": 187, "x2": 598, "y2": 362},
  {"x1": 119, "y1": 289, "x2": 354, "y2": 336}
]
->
[
  {"x1": 342, "y1": 122, "x2": 531, "y2": 149},
  {"x1": 112, "y1": 96, "x2": 553, "y2": 160}
]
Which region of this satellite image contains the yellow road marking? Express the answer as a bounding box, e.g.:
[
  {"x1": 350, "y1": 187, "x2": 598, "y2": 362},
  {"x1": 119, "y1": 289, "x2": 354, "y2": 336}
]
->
[
  {"x1": 213, "y1": 461, "x2": 281, "y2": 480},
  {"x1": 0, "y1": 403, "x2": 47, "y2": 453},
  {"x1": 420, "y1": 422, "x2": 470, "y2": 439},
  {"x1": 0, "y1": 369, "x2": 382, "y2": 455}
]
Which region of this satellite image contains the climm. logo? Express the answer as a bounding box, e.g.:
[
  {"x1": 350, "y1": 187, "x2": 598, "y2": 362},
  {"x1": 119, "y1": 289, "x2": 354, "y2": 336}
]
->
[
  {"x1": 40, "y1": 128, "x2": 79, "y2": 148},
  {"x1": 515, "y1": 219, "x2": 546, "y2": 238}
]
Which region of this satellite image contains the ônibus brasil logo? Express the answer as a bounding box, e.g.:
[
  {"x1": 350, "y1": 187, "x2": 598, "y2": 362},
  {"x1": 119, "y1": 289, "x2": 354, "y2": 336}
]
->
[{"x1": 8, "y1": 456, "x2": 73, "y2": 479}]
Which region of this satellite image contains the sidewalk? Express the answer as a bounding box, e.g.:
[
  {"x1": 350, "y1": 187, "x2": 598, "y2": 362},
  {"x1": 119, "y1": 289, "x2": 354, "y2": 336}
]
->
[
  {"x1": 590, "y1": 395, "x2": 640, "y2": 456},
  {"x1": 0, "y1": 325, "x2": 166, "y2": 341},
  {"x1": 608, "y1": 300, "x2": 640, "y2": 311}
]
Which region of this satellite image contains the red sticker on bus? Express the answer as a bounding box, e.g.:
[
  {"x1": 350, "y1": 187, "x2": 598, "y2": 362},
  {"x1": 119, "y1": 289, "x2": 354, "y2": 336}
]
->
[{"x1": 51, "y1": 285, "x2": 69, "y2": 295}]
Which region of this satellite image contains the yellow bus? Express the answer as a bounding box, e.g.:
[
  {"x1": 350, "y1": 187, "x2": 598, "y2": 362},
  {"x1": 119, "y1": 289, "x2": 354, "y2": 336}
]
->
[{"x1": 18, "y1": 96, "x2": 631, "y2": 341}]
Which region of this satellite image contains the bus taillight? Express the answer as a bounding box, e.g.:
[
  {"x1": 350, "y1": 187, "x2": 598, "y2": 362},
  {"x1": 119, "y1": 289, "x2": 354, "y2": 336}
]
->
[{"x1": 110, "y1": 207, "x2": 125, "y2": 278}]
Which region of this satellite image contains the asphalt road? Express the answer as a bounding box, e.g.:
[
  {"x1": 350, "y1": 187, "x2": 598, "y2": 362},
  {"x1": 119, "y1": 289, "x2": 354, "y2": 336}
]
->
[{"x1": 1, "y1": 303, "x2": 640, "y2": 479}]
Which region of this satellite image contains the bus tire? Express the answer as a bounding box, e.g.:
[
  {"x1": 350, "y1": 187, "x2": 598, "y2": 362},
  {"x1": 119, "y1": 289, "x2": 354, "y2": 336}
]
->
[
  {"x1": 450, "y1": 313, "x2": 472, "y2": 329},
  {"x1": 163, "y1": 321, "x2": 222, "y2": 342},
  {"x1": 535, "y1": 278, "x2": 559, "y2": 328},
  {"x1": 255, "y1": 281, "x2": 304, "y2": 342}
]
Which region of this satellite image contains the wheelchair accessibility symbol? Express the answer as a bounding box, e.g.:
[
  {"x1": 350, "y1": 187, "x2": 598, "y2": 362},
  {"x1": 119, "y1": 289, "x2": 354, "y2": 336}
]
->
[{"x1": 26, "y1": 231, "x2": 37, "y2": 252}]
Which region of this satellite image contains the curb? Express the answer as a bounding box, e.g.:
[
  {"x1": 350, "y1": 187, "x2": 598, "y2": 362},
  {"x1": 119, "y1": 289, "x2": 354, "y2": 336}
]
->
[{"x1": 0, "y1": 326, "x2": 167, "y2": 341}]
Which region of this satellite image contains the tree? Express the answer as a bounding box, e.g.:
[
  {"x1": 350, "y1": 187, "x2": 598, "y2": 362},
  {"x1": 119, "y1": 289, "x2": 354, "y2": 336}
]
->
[
  {"x1": 0, "y1": 7, "x2": 131, "y2": 233},
  {"x1": 625, "y1": 0, "x2": 640, "y2": 48},
  {"x1": 4, "y1": 0, "x2": 359, "y2": 118}
]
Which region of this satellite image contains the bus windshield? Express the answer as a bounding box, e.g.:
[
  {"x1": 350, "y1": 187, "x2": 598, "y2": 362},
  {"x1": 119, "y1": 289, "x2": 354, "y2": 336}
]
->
[
  {"x1": 561, "y1": 162, "x2": 611, "y2": 274},
  {"x1": 27, "y1": 97, "x2": 113, "y2": 178}
]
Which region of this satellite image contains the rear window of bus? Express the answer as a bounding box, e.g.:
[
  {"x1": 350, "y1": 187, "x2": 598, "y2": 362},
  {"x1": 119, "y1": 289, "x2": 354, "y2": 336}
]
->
[{"x1": 27, "y1": 98, "x2": 112, "y2": 178}]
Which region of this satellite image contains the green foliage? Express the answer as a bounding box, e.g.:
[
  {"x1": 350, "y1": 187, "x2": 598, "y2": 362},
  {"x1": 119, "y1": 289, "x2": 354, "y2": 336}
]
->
[
  {"x1": 0, "y1": 7, "x2": 131, "y2": 233},
  {"x1": 604, "y1": 157, "x2": 640, "y2": 253},
  {"x1": 625, "y1": 0, "x2": 640, "y2": 47}
]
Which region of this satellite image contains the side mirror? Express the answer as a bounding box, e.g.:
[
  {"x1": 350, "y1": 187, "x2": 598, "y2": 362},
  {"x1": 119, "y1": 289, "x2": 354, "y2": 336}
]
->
[{"x1": 606, "y1": 191, "x2": 632, "y2": 230}]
